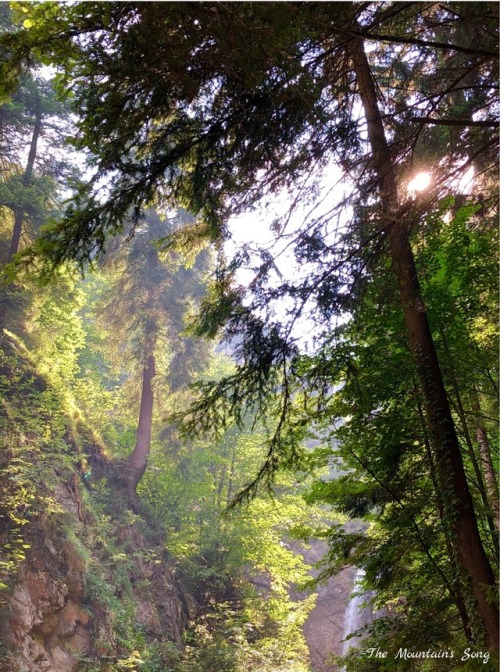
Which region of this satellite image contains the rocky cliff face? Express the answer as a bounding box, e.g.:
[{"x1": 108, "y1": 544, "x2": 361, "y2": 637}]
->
[
  {"x1": 0, "y1": 342, "x2": 187, "y2": 672},
  {"x1": 296, "y1": 541, "x2": 356, "y2": 672},
  {"x1": 0, "y1": 341, "x2": 364, "y2": 672},
  {"x1": 4, "y1": 506, "x2": 91, "y2": 672},
  {"x1": 0, "y1": 468, "x2": 187, "y2": 672}
]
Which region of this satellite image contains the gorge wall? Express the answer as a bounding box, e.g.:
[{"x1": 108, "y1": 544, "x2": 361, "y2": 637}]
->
[
  {"x1": 0, "y1": 342, "x2": 187, "y2": 672},
  {"x1": 0, "y1": 462, "x2": 187, "y2": 672}
]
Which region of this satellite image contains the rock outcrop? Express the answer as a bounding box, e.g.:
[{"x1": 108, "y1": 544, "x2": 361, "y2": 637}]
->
[{"x1": 0, "y1": 472, "x2": 186, "y2": 672}]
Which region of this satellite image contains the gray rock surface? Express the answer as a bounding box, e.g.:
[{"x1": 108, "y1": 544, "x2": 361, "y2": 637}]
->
[{"x1": 301, "y1": 540, "x2": 357, "y2": 672}]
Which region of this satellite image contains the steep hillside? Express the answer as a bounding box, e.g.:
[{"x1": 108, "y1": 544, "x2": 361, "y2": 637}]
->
[
  {"x1": 0, "y1": 336, "x2": 320, "y2": 672},
  {"x1": 0, "y1": 338, "x2": 187, "y2": 672}
]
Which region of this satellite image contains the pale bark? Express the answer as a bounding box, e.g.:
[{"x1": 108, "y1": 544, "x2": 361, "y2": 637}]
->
[{"x1": 125, "y1": 354, "x2": 156, "y2": 500}]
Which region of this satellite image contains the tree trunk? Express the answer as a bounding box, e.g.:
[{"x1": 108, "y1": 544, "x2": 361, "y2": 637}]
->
[
  {"x1": 416, "y1": 393, "x2": 474, "y2": 644},
  {"x1": 439, "y1": 330, "x2": 499, "y2": 555},
  {"x1": 125, "y1": 353, "x2": 156, "y2": 501},
  {"x1": 8, "y1": 109, "x2": 42, "y2": 261},
  {"x1": 0, "y1": 109, "x2": 43, "y2": 332},
  {"x1": 8, "y1": 211, "x2": 24, "y2": 263},
  {"x1": 473, "y1": 394, "x2": 500, "y2": 531},
  {"x1": 216, "y1": 464, "x2": 227, "y2": 510},
  {"x1": 226, "y1": 443, "x2": 237, "y2": 507},
  {"x1": 349, "y1": 31, "x2": 499, "y2": 653}
]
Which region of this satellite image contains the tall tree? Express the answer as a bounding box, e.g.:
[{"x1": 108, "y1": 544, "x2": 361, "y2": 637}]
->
[
  {"x1": 303, "y1": 197, "x2": 498, "y2": 665},
  {"x1": 0, "y1": 68, "x2": 77, "y2": 330},
  {"x1": 96, "y1": 208, "x2": 210, "y2": 502},
  {"x1": 348, "y1": 20, "x2": 497, "y2": 649}
]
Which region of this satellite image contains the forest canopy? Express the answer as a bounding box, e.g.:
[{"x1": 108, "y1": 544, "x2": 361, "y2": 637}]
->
[{"x1": 0, "y1": 2, "x2": 498, "y2": 670}]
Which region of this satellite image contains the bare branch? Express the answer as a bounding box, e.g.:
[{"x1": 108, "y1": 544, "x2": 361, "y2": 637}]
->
[
  {"x1": 409, "y1": 116, "x2": 498, "y2": 128},
  {"x1": 350, "y1": 29, "x2": 499, "y2": 58}
]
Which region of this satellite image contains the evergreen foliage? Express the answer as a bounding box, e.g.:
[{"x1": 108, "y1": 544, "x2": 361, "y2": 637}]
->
[{"x1": 0, "y1": 2, "x2": 498, "y2": 669}]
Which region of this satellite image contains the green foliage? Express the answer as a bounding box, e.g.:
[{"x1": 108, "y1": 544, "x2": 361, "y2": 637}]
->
[
  {"x1": 0, "y1": 345, "x2": 77, "y2": 595},
  {"x1": 138, "y1": 391, "x2": 318, "y2": 670},
  {"x1": 0, "y1": 4, "x2": 498, "y2": 670},
  {"x1": 95, "y1": 209, "x2": 212, "y2": 392},
  {"x1": 300, "y1": 200, "x2": 499, "y2": 667},
  {"x1": 180, "y1": 596, "x2": 312, "y2": 672},
  {"x1": 0, "y1": 266, "x2": 317, "y2": 672}
]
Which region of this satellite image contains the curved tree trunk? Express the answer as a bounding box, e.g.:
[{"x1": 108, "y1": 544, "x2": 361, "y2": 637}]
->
[
  {"x1": 349, "y1": 31, "x2": 499, "y2": 653},
  {"x1": 125, "y1": 353, "x2": 156, "y2": 502}
]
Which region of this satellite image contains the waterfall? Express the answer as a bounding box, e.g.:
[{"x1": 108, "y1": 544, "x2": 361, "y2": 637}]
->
[{"x1": 342, "y1": 568, "x2": 374, "y2": 657}]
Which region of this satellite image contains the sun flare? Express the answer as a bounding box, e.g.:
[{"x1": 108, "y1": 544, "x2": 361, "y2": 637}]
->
[{"x1": 408, "y1": 171, "x2": 432, "y2": 193}]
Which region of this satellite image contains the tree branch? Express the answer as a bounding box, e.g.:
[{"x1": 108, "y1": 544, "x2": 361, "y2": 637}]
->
[
  {"x1": 409, "y1": 116, "x2": 498, "y2": 128},
  {"x1": 350, "y1": 29, "x2": 499, "y2": 58}
]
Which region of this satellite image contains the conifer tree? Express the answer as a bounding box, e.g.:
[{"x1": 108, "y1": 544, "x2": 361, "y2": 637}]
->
[
  {"x1": 96, "y1": 208, "x2": 210, "y2": 502},
  {"x1": 0, "y1": 66, "x2": 76, "y2": 330}
]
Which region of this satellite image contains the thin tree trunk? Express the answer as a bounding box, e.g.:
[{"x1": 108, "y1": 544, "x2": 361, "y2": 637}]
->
[
  {"x1": 349, "y1": 31, "x2": 499, "y2": 653},
  {"x1": 473, "y1": 394, "x2": 500, "y2": 531},
  {"x1": 226, "y1": 444, "x2": 237, "y2": 507},
  {"x1": 0, "y1": 109, "x2": 43, "y2": 331},
  {"x1": 216, "y1": 464, "x2": 227, "y2": 510},
  {"x1": 126, "y1": 353, "x2": 156, "y2": 501},
  {"x1": 8, "y1": 211, "x2": 25, "y2": 263},
  {"x1": 439, "y1": 329, "x2": 498, "y2": 554}
]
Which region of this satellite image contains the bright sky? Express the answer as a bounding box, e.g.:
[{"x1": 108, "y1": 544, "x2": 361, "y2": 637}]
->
[
  {"x1": 226, "y1": 155, "x2": 476, "y2": 353},
  {"x1": 226, "y1": 161, "x2": 350, "y2": 350}
]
